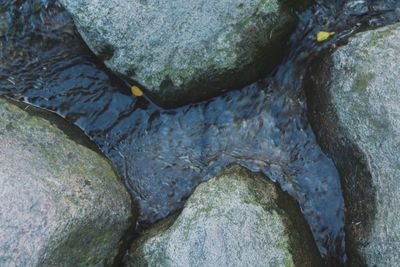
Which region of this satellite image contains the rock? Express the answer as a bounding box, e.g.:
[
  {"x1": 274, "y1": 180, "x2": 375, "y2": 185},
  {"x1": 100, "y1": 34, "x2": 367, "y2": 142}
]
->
[
  {"x1": 59, "y1": 0, "x2": 304, "y2": 107},
  {"x1": 0, "y1": 13, "x2": 7, "y2": 38},
  {"x1": 306, "y1": 23, "x2": 400, "y2": 266},
  {"x1": 0, "y1": 99, "x2": 135, "y2": 266},
  {"x1": 124, "y1": 165, "x2": 322, "y2": 267}
]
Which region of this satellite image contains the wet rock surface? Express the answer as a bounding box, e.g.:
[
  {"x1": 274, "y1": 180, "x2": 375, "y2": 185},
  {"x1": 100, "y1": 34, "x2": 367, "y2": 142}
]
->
[
  {"x1": 3, "y1": 0, "x2": 400, "y2": 264},
  {"x1": 306, "y1": 22, "x2": 400, "y2": 266},
  {"x1": 59, "y1": 0, "x2": 302, "y2": 107},
  {"x1": 0, "y1": 0, "x2": 349, "y2": 260},
  {"x1": 0, "y1": 98, "x2": 135, "y2": 266},
  {"x1": 124, "y1": 165, "x2": 322, "y2": 267}
]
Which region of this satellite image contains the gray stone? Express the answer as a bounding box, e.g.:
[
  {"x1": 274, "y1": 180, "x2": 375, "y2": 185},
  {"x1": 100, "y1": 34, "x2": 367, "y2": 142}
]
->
[
  {"x1": 0, "y1": 99, "x2": 135, "y2": 266},
  {"x1": 59, "y1": 0, "x2": 302, "y2": 107},
  {"x1": 124, "y1": 165, "x2": 322, "y2": 267},
  {"x1": 306, "y1": 23, "x2": 400, "y2": 267}
]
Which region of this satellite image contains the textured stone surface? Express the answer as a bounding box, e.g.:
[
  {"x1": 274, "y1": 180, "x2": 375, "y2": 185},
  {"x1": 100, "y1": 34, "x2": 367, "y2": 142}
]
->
[
  {"x1": 0, "y1": 99, "x2": 135, "y2": 266},
  {"x1": 306, "y1": 23, "x2": 400, "y2": 266},
  {"x1": 125, "y1": 165, "x2": 322, "y2": 267},
  {"x1": 59, "y1": 0, "x2": 301, "y2": 107}
]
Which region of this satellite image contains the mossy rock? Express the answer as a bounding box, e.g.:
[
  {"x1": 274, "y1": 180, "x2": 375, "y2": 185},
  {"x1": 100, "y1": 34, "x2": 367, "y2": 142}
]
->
[
  {"x1": 125, "y1": 165, "x2": 322, "y2": 267},
  {"x1": 305, "y1": 22, "x2": 400, "y2": 266},
  {"x1": 60, "y1": 0, "x2": 310, "y2": 107},
  {"x1": 0, "y1": 99, "x2": 136, "y2": 266}
]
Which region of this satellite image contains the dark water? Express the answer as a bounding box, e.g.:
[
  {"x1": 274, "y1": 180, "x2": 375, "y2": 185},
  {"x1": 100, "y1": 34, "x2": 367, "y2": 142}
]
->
[{"x1": 1, "y1": 0, "x2": 400, "y2": 264}]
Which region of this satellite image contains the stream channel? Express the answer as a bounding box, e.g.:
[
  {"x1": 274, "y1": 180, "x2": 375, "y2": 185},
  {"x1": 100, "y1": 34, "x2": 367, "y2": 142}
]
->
[{"x1": 1, "y1": 0, "x2": 400, "y2": 265}]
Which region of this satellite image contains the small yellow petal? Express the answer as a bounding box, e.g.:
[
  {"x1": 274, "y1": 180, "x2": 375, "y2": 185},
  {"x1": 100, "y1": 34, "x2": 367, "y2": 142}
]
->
[
  {"x1": 316, "y1": 31, "x2": 335, "y2": 42},
  {"x1": 131, "y1": 85, "x2": 143, "y2": 97}
]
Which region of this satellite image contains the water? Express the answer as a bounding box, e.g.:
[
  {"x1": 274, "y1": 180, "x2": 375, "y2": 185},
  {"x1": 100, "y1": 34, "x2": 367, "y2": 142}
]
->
[{"x1": 1, "y1": 0, "x2": 400, "y2": 264}]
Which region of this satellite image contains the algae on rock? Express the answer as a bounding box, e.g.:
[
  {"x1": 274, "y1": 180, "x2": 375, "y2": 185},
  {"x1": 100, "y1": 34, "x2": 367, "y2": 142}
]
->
[
  {"x1": 59, "y1": 0, "x2": 308, "y2": 107},
  {"x1": 306, "y1": 22, "x2": 400, "y2": 267},
  {"x1": 125, "y1": 165, "x2": 322, "y2": 267},
  {"x1": 0, "y1": 99, "x2": 135, "y2": 266}
]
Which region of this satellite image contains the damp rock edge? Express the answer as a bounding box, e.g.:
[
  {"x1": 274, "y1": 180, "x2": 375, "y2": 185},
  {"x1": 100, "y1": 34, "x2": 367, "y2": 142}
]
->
[
  {"x1": 0, "y1": 98, "x2": 136, "y2": 266},
  {"x1": 59, "y1": 0, "x2": 309, "y2": 107},
  {"x1": 305, "y1": 22, "x2": 400, "y2": 267},
  {"x1": 124, "y1": 165, "x2": 322, "y2": 267}
]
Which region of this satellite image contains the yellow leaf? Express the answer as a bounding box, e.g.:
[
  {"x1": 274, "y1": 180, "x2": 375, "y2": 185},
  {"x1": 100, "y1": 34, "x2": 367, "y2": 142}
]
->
[
  {"x1": 316, "y1": 31, "x2": 335, "y2": 42},
  {"x1": 131, "y1": 85, "x2": 143, "y2": 97}
]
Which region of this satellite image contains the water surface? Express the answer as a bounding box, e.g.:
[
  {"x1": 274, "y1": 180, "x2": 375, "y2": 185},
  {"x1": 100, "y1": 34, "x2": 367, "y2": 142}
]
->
[{"x1": 1, "y1": 0, "x2": 400, "y2": 264}]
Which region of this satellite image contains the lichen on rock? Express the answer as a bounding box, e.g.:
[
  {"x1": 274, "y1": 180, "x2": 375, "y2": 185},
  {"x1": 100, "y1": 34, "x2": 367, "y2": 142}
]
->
[
  {"x1": 306, "y1": 22, "x2": 400, "y2": 267},
  {"x1": 59, "y1": 0, "x2": 308, "y2": 107},
  {"x1": 0, "y1": 99, "x2": 136, "y2": 266},
  {"x1": 124, "y1": 165, "x2": 322, "y2": 267}
]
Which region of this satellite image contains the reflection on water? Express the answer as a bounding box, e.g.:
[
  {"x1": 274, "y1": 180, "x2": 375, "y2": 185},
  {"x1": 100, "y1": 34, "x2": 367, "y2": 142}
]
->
[{"x1": 1, "y1": 0, "x2": 400, "y2": 264}]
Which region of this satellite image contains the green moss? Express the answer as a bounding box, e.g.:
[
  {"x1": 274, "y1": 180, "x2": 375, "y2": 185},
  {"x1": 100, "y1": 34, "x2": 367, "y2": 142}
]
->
[
  {"x1": 284, "y1": 257, "x2": 295, "y2": 267},
  {"x1": 41, "y1": 223, "x2": 114, "y2": 266},
  {"x1": 146, "y1": 62, "x2": 197, "y2": 88},
  {"x1": 367, "y1": 25, "x2": 398, "y2": 48},
  {"x1": 240, "y1": 0, "x2": 277, "y2": 27},
  {"x1": 182, "y1": 202, "x2": 215, "y2": 240},
  {"x1": 244, "y1": 199, "x2": 260, "y2": 206},
  {"x1": 0, "y1": 98, "x2": 123, "y2": 206},
  {"x1": 163, "y1": 63, "x2": 173, "y2": 74},
  {"x1": 254, "y1": 0, "x2": 274, "y2": 15},
  {"x1": 129, "y1": 247, "x2": 174, "y2": 267},
  {"x1": 352, "y1": 72, "x2": 374, "y2": 92},
  {"x1": 275, "y1": 240, "x2": 289, "y2": 250},
  {"x1": 274, "y1": 240, "x2": 294, "y2": 267},
  {"x1": 150, "y1": 0, "x2": 281, "y2": 90},
  {"x1": 274, "y1": 241, "x2": 295, "y2": 267}
]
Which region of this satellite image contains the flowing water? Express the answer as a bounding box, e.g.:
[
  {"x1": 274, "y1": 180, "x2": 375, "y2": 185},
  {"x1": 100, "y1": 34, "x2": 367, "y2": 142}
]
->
[{"x1": 1, "y1": 0, "x2": 400, "y2": 264}]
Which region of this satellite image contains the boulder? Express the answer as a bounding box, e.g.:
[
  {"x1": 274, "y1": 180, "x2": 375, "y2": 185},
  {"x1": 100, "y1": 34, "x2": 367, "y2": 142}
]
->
[
  {"x1": 124, "y1": 165, "x2": 322, "y2": 266},
  {"x1": 0, "y1": 99, "x2": 135, "y2": 266},
  {"x1": 59, "y1": 0, "x2": 304, "y2": 107},
  {"x1": 306, "y1": 23, "x2": 400, "y2": 266}
]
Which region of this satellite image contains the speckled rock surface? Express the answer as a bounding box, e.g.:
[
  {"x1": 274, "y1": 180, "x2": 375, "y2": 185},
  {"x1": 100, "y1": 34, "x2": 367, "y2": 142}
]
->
[
  {"x1": 0, "y1": 99, "x2": 135, "y2": 266},
  {"x1": 59, "y1": 0, "x2": 303, "y2": 107},
  {"x1": 306, "y1": 23, "x2": 400, "y2": 267},
  {"x1": 124, "y1": 165, "x2": 322, "y2": 267}
]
